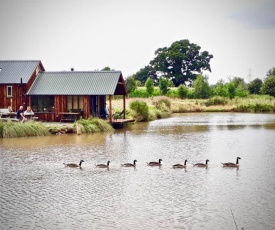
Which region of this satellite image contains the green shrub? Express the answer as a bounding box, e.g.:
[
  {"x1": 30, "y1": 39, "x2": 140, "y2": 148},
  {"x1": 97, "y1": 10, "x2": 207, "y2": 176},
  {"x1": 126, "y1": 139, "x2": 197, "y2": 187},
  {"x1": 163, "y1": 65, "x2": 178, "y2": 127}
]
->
[
  {"x1": 227, "y1": 82, "x2": 236, "y2": 99},
  {"x1": 145, "y1": 78, "x2": 154, "y2": 96},
  {"x1": 129, "y1": 100, "x2": 149, "y2": 121},
  {"x1": 193, "y1": 74, "x2": 210, "y2": 99},
  {"x1": 187, "y1": 89, "x2": 195, "y2": 99},
  {"x1": 178, "y1": 84, "x2": 189, "y2": 98},
  {"x1": 159, "y1": 77, "x2": 169, "y2": 95},
  {"x1": 261, "y1": 76, "x2": 275, "y2": 97},
  {"x1": 166, "y1": 88, "x2": 179, "y2": 98}
]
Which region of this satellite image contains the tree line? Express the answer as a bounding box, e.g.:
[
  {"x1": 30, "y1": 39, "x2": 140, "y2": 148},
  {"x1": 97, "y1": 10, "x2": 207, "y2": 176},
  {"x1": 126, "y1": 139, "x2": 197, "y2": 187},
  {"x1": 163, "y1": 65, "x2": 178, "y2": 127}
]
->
[{"x1": 125, "y1": 39, "x2": 275, "y2": 98}]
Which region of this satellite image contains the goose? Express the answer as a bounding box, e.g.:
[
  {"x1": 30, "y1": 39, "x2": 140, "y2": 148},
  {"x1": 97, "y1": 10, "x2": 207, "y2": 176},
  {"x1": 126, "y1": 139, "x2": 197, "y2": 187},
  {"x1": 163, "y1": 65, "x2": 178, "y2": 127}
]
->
[
  {"x1": 63, "y1": 160, "x2": 84, "y2": 168},
  {"x1": 193, "y1": 159, "x2": 209, "y2": 168},
  {"x1": 222, "y1": 157, "x2": 241, "y2": 168},
  {"x1": 173, "y1": 160, "x2": 188, "y2": 168},
  {"x1": 96, "y1": 161, "x2": 111, "y2": 168},
  {"x1": 121, "y1": 160, "x2": 137, "y2": 167},
  {"x1": 147, "y1": 159, "x2": 162, "y2": 166}
]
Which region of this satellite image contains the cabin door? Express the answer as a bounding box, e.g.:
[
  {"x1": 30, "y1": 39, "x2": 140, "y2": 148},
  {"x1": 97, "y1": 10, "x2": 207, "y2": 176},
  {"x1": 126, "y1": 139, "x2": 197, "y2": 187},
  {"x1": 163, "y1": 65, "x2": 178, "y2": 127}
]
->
[{"x1": 90, "y1": 96, "x2": 98, "y2": 116}]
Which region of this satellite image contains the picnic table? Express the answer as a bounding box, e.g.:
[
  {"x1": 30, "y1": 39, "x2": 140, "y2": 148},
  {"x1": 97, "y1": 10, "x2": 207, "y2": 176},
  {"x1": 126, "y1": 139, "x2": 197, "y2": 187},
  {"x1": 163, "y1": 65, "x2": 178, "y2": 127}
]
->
[
  {"x1": 0, "y1": 112, "x2": 19, "y2": 121},
  {"x1": 58, "y1": 112, "x2": 80, "y2": 122},
  {"x1": 23, "y1": 112, "x2": 38, "y2": 121},
  {"x1": 0, "y1": 112, "x2": 17, "y2": 118}
]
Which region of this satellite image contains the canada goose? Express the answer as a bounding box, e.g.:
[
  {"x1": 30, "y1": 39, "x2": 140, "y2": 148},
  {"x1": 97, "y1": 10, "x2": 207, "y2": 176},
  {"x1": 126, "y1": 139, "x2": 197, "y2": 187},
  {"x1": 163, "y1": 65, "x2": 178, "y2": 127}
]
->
[
  {"x1": 222, "y1": 157, "x2": 241, "y2": 167},
  {"x1": 121, "y1": 160, "x2": 137, "y2": 167},
  {"x1": 147, "y1": 159, "x2": 162, "y2": 166},
  {"x1": 96, "y1": 161, "x2": 111, "y2": 168},
  {"x1": 193, "y1": 159, "x2": 209, "y2": 168},
  {"x1": 63, "y1": 160, "x2": 84, "y2": 168},
  {"x1": 173, "y1": 160, "x2": 188, "y2": 168}
]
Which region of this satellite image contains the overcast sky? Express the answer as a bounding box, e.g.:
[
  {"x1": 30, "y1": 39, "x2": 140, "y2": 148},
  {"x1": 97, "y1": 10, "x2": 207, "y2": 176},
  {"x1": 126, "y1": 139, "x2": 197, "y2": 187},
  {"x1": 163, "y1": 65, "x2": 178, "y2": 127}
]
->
[{"x1": 1, "y1": 0, "x2": 275, "y2": 84}]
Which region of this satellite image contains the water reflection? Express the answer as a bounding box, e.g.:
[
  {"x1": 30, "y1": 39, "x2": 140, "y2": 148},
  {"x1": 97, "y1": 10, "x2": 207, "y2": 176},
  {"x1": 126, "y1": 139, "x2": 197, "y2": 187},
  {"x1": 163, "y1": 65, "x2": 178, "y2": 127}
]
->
[{"x1": 1, "y1": 113, "x2": 275, "y2": 230}]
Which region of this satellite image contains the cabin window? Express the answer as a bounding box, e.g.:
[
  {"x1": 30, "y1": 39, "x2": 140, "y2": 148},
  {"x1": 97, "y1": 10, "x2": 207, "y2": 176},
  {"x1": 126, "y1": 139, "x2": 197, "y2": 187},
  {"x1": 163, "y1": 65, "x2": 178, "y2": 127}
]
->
[
  {"x1": 67, "y1": 95, "x2": 84, "y2": 110},
  {"x1": 67, "y1": 96, "x2": 83, "y2": 111},
  {"x1": 7, "y1": 86, "x2": 13, "y2": 97},
  {"x1": 31, "y1": 96, "x2": 54, "y2": 112}
]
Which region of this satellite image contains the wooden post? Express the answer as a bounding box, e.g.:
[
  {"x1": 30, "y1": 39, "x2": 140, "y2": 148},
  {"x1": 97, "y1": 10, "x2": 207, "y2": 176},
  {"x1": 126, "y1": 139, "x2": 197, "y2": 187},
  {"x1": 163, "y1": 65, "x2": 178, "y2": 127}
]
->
[
  {"x1": 123, "y1": 95, "x2": 126, "y2": 119},
  {"x1": 109, "y1": 95, "x2": 112, "y2": 123},
  {"x1": 76, "y1": 123, "x2": 81, "y2": 135}
]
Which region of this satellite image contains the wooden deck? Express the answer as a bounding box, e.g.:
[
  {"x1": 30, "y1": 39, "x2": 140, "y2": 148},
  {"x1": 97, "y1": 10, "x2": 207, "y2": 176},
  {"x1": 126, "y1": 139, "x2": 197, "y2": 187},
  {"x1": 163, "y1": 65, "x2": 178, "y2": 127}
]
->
[{"x1": 108, "y1": 118, "x2": 135, "y2": 127}]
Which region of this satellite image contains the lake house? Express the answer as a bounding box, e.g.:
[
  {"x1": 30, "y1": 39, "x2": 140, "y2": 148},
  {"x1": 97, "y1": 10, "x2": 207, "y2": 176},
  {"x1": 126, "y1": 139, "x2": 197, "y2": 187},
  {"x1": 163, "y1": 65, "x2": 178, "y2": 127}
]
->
[{"x1": 0, "y1": 60, "x2": 127, "y2": 122}]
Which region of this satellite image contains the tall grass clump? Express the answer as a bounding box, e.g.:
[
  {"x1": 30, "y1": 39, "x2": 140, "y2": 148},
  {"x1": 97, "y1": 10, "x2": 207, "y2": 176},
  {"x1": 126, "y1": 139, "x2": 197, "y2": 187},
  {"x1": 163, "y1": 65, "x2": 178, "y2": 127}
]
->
[
  {"x1": 75, "y1": 117, "x2": 114, "y2": 133},
  {"x1": 205, "y1": 97, "x2": 228, "y2": 106},
  {"x1": 152, "y1": 96, "x2": 171, "y2": 112},
  {"x1": 235, "y1": 103, "x2": 274, "y2": 113},
  {"x1": 1, "y1": 121, "x2": 50, "y2": 138},
  {"x1": 129, "y1": 100, "x2": 149, "y2": 121},
  {"x1": 0, "y1": 121, "x2": 4, "y2": 138}
]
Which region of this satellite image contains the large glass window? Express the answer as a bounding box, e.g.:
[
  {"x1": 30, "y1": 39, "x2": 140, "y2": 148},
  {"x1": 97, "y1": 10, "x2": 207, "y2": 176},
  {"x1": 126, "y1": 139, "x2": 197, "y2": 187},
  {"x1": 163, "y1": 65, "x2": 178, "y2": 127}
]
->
[
  {"x1": 31, "y1": 96, "x2": 54, "y2": 112},
  {"x1": 67, "y1": 96, "x2": 83, "y2": 111}
]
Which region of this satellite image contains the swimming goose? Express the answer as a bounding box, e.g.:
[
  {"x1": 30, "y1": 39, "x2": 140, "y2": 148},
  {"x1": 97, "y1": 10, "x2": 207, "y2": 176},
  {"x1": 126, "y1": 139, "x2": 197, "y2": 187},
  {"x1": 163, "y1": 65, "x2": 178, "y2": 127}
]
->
[
  {"x1": 222, "y1": 157, "x2": 241, "y2": 167},
  {"x1": 193, "y1": 159, "x2": 209, "y2": 168},
  {"x1": 121, "y1": 160, "x2": 137, "y2": 167},
  {"x1": 63, "y1": 160, "x2": 84, "y2": 168},
  {"x1": 147, "y1": 159, "x2": 162, "y2": 166},
  {"x1": 173, "y1": 160, "x2": 188, "y2": 168},
  {"x1": 96, "y1": 161, "x2": 111, "y2": 168}
]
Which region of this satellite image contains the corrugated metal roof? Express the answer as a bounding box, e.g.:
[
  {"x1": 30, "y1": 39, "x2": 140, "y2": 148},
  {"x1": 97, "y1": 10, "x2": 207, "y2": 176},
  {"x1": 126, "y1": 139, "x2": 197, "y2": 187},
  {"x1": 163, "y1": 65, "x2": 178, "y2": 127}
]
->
[
  {"x1": 27, "y1": 71, "x2": 123, "y2": 95},
  {"x1": 0, "y1": 60, "x2": 42, "y2": 84}
]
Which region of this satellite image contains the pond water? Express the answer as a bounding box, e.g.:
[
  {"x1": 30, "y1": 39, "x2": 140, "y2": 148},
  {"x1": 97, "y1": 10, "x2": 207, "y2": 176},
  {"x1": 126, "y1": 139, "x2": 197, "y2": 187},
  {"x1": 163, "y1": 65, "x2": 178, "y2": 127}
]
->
[{"x1": 1, "y1": 113, "x2": 275, "y2": 230}]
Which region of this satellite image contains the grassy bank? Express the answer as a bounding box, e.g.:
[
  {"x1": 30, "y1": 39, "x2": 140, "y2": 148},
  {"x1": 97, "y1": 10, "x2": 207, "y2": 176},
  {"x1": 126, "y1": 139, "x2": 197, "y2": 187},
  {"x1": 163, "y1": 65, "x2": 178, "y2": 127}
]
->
[
  {"x1": 113, "y1": 95, "x2": 275, "y2": 114},
  {"x1": 1, "y1": 96, "x2": 274, "y2": 138},
  {"x1": 0, "y1": 121, "x2": 51, "y2": 138},
  {"x1": 0, "y1": 118, "x2": 114, "y2": 138}
]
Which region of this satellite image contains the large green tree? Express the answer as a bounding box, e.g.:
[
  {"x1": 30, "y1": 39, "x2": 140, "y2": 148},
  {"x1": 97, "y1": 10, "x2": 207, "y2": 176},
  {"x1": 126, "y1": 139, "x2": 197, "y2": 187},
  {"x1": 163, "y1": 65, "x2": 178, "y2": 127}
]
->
[
  {"x1": 149, "y1": 39, "x2": 213, "y2": 86},
  {"x1": 125, "y1": 76, "x2": 137, "y2": 94},
  {"x1": 193, "y1": 74, "x2": 210, "y2": 99},
  {"x1": 248, "y1": 78, "x2": 263, "y2": 94},
  {"x1": 260, "y1": 67, "x2": 275, "y2": 97},
  {"x1": 267, "y1": 67, "x2": 275, "y2": 77},
  {"x1": 230, "y1": 77, "x2": 249, "y2": 97},
  {"x1": 133, "y1": 65, "x2": 157, "y2": 86},
  {"x1": 261, "y1": 76, "x2": 275, "y2": 97}
]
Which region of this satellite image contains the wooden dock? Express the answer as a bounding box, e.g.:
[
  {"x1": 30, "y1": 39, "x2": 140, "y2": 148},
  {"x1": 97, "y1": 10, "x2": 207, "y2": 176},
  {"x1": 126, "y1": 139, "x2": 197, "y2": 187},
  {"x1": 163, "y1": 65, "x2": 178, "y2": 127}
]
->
[{"x1": 109, "y1": 118, "x2": 135, "y2": 128}]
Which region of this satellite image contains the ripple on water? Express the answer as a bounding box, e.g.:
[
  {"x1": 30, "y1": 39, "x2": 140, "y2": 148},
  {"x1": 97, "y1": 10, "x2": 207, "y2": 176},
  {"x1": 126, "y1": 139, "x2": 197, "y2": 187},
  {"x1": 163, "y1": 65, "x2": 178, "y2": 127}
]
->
[{"x1": 1, "y1": 113, "x2": 275, "y2": 229}]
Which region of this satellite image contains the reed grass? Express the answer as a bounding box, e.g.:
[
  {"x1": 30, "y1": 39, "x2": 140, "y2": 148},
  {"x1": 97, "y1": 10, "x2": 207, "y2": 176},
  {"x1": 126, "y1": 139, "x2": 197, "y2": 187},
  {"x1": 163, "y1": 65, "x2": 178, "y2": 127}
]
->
[
  {"x1": 75, "y1": 117, "x2": 114, "y2": 133},
  {"x1": 1, "y1": 121, "x2": 50, "y2": 138}
]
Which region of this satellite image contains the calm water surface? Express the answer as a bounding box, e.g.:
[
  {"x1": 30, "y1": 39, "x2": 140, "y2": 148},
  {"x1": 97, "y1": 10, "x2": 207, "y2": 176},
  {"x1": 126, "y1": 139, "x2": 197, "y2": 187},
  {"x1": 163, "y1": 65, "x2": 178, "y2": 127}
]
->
[{"x1": 1, "y1": 113, "x2": 275, "y2": 230}]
